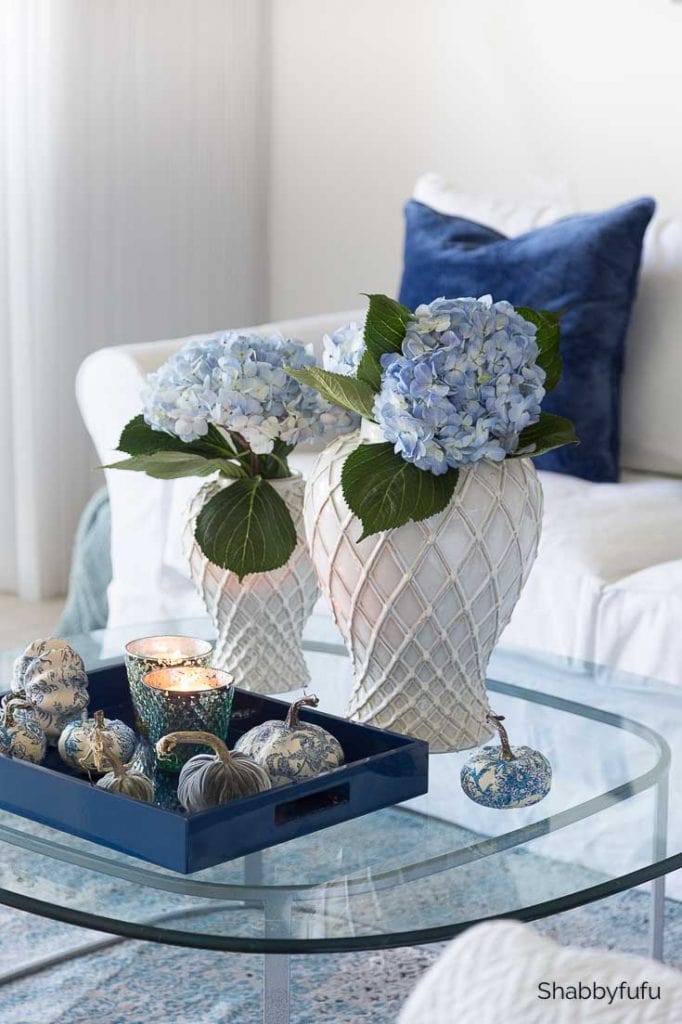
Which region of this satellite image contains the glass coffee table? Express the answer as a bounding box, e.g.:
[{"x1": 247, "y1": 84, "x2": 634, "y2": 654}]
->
[{"x1": 0, "y1": 618, "x2": 679, "y2": 1024}]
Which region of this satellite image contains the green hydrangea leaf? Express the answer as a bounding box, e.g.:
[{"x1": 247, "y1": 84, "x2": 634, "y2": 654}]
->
[
  {"x1": 117, "y1": 415, "x2": 231, "y2": 459},
  {"x1": 511, "y1": 411, "x2": 579, "y2": 458},
  {"x1": 257, "y1": 439, "x2": 295, "y2": 479},
  {"x1": 221, "y1": 434, "x2": 294, "y2": 480},
  {"x1": 356, "y1": 294, "x2": 411, "y2": 393},
  {"x1": 341, "y1": 441, "x2": 459, "y2": 539},
  {"x1": 517, "y1": 307, "x2": 563, "y2": 392},
  {"x1": 356, "y1": 350, "x2": 382, "y2": 392},
  {"x1": 194, "y1": 478, "x2": 297, "y2": 580},
  {"x1": 286, "y1": 366, "x2": 376, "y2": 419},
  {"x1": 104, "y1": 452, "x2": 244, "y2": 480}
]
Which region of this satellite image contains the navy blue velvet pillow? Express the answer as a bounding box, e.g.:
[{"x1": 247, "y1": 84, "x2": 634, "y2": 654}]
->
[{"x1": 399, "y1": 197, "x2": 655, "y2": 482}]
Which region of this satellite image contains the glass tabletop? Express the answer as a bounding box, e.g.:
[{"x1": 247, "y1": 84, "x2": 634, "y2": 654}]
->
[{"x1": 0, "y1": 617, "x2": 679, "y2": 953}]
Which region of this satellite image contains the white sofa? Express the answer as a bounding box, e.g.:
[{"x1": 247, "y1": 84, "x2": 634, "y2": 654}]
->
[{"x1": 77, "y1": 175, "x2": 682, "y2": 688}]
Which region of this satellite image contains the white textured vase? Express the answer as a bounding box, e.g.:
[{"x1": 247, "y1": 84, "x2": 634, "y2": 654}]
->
[
  {"x1": 184, "y1": 473, "x2": 319, "y2": 694},
  {"x1": 304, "y1": 426, "x2": 544, "y2": 752}
]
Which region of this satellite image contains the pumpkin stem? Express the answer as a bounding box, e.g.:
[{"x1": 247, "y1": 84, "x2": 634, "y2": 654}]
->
[
  {"x1": 2, "y1": 697, "x2": 34, "y2": 729},
  {"x1": 90, "y1": 710, "x2": 110, "y2": 772},
  {"x1": 101, "y1": 738, "x2": 126, "y2": 781},
  {"x1": 487, "y1": 712, "x2": 516, "y2": 761},
  {"x1": 156, "y1": 730, "x2": 232, "y2": 766},
  {"x1": 285, "y1": 694, "x2": 319, "y2": 728}
]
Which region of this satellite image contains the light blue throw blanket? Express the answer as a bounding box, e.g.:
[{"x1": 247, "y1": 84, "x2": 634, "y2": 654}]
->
[{"x1": 57, "y1": 487, "x2": 112, "y2": 636}]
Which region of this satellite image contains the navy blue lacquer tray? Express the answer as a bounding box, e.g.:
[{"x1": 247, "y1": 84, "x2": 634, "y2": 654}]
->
[{"x1": 0, "y1": 664, "x2": 429, "y2": 873}]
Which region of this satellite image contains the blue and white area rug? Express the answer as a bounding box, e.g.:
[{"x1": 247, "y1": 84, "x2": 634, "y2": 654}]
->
[{"x1": 1, "y1": 887, "x2": 681, "y2": 1022}]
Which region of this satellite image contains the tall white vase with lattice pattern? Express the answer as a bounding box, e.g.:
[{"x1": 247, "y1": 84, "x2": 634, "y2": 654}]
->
[
  {"x1": 304, "y1": 425, "x2": 543, "y2": 752},
  {"x1": 184, "y1": 473, "x2": 318, "y2": 694}
]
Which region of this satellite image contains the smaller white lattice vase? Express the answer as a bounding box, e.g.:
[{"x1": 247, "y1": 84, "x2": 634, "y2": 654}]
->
[
  {"x1": 304, "y1": 425, "x2": 544, "y2": 752},
  {"x1": 184, "y1": 473, "x2": 319, "y2": 694}
]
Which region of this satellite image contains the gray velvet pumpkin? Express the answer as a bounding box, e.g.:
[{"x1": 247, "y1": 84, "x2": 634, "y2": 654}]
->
[
  {"x1": 156, "y1": 731, "x2": 271, "y2": 813},
  {"x1": 234, "y1": 695, "x2": 344, "y2": 786}
]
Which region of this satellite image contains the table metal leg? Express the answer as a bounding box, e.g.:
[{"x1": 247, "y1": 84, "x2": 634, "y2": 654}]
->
[
  {"x1": 650, "y1": 876, "x2": 666, "y2": 962},
  {"x1": 244, "y1": 849, "x2": 264, "y2": 886},
  {"x1": 262, "y1": 891, "x2": 293, "y2": 1024},
  {"x1": 649, "y1": 773, "x2": 669, "y2": 961},
  {"x1": 263, "y1": 954, "x2": 291, "y2": 1024}
]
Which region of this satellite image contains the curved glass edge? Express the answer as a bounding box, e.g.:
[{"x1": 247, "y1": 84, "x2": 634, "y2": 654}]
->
[
  {"x1": 1, "y1": 851, "x2": 681, "y2": 954},
  {"x1": 0, "y1": 635, "x2": 672, "y2": 951}
]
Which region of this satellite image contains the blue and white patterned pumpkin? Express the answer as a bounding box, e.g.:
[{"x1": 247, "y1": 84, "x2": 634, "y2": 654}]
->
[
  {"x1": 234, "y1": 694, "x2": 344, "y2": 786},
  {"x1": 0, "y1": 698, "x2": 47, "y2": 764},
  {"x1": 460, "y1": 714, "x2": 551, "y2": 809},
  {"x1": 0, "y1": 725, "x2": 11, "y2": 758},
  {"x1": 59, "y1": 709, "x2": 137, "y2": 774},
  {"x1": 13, "y1": 638, "x2": 89, "y2": 743}
]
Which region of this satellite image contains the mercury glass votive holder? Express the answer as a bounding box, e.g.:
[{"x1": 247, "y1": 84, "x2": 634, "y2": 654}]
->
[
  {"x1": 141, "y1": 666, "x2": 234, "y2": 772},
  {"x1": 125, "y1": 635, "x2": 214, "y2": 736}
]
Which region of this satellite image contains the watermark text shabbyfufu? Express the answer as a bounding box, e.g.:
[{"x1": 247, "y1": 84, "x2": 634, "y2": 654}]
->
[{"x1": 538, "y1": 980, "x2": 661, "y2": 1005}]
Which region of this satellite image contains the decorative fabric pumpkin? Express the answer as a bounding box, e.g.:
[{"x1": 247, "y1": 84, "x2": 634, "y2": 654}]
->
[
  {"x1": 0, "y1": 698, "x2": 47, "y2": 764},
  {"x1": 96, "y1": 742, "x2": 153, "y2": 803},
  {"x1": 0, "y1": 724, "x2": 11, "y2": 757},
  {"x1": 156, "y1": 731, "x2": 271, "y2": 813},
  {"x1": 13, "y1": 637, "x2": 89, "y2": 743},
  {"x1": 59, "y1": 709, "x2": 137, "y2": 774},
  {"x1": 234, "y1": 694, "x2": 344, "y2": 786},
  {"x1": 460, "y1": 713, "x2": 552, "y2": 809}
]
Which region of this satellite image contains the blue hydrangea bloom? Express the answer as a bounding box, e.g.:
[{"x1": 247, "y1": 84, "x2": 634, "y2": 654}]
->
[
  {"x1": 323, "y1": 322, "x2": 365, "y2": 377},
  {"x1": 373, "y1": 296, "x2": 546, "y2": 475},
  {"x1": 142, "y1": 331, "x2": 355, "y2": 453}
]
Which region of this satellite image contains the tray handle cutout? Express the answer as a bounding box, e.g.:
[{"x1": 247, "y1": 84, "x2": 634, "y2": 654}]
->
[{"x1": 274, "y1": 782, "x2": 350, "y2": 826}]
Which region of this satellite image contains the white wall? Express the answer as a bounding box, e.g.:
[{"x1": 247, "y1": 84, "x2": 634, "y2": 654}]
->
[
  {"x1": 7, "y1": 0, "x2": 682, "y2": 597},
  {"x1": 1, "y1": 0, "x2": 270, "y2": 598},
  {"x1": 269, "y1": 0, "x2": 682, "y2": 319}
]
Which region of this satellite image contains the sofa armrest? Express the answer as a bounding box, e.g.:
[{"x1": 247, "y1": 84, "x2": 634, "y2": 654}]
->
[{"x1": 76, "y1": 309, "x2": 363, "y2": 467}]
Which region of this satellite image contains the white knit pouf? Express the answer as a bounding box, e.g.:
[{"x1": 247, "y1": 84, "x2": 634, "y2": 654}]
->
[{"x1": 399, "y1": 921, "x2": 682, "y2": 1023}]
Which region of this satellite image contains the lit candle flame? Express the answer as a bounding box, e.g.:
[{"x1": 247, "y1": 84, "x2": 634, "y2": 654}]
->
[
  {"x1": 143, "y1": 666, "x2": 233, "y2": 694},
  {"x1": 126, "y1": 635, "x2": 213, "y2": 665}
]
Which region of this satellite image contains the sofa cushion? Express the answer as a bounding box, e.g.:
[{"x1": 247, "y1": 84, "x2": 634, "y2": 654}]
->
[
  {"x1": 502, "y1": 469, "x2": 682, "y2": 687},
  {"x1": 399, "y1": 920, "x2": 682, "y2": 1023},
  {"x1": 399, "y1": 194, "x2": 655, "y2": 482},
  {"x1": 413, "y1": 173, "x2": 682, "y2": 478}
]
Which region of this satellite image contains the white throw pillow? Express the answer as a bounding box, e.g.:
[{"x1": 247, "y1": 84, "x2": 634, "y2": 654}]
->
[
  {"x1": 412, "y1": 173, "x2": 682, "y2": 477},
  {"x1": 399, "y1": 920, "x2": 682, "y2": 1023}
]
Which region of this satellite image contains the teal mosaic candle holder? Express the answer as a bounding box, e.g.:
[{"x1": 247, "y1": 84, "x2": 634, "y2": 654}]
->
[
  {"x1": 125, "y1": 636, "x2": 214, "y2": 737},
  {"x1": 138, "y1": 666, "x2": 234, "y2": 772}
]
